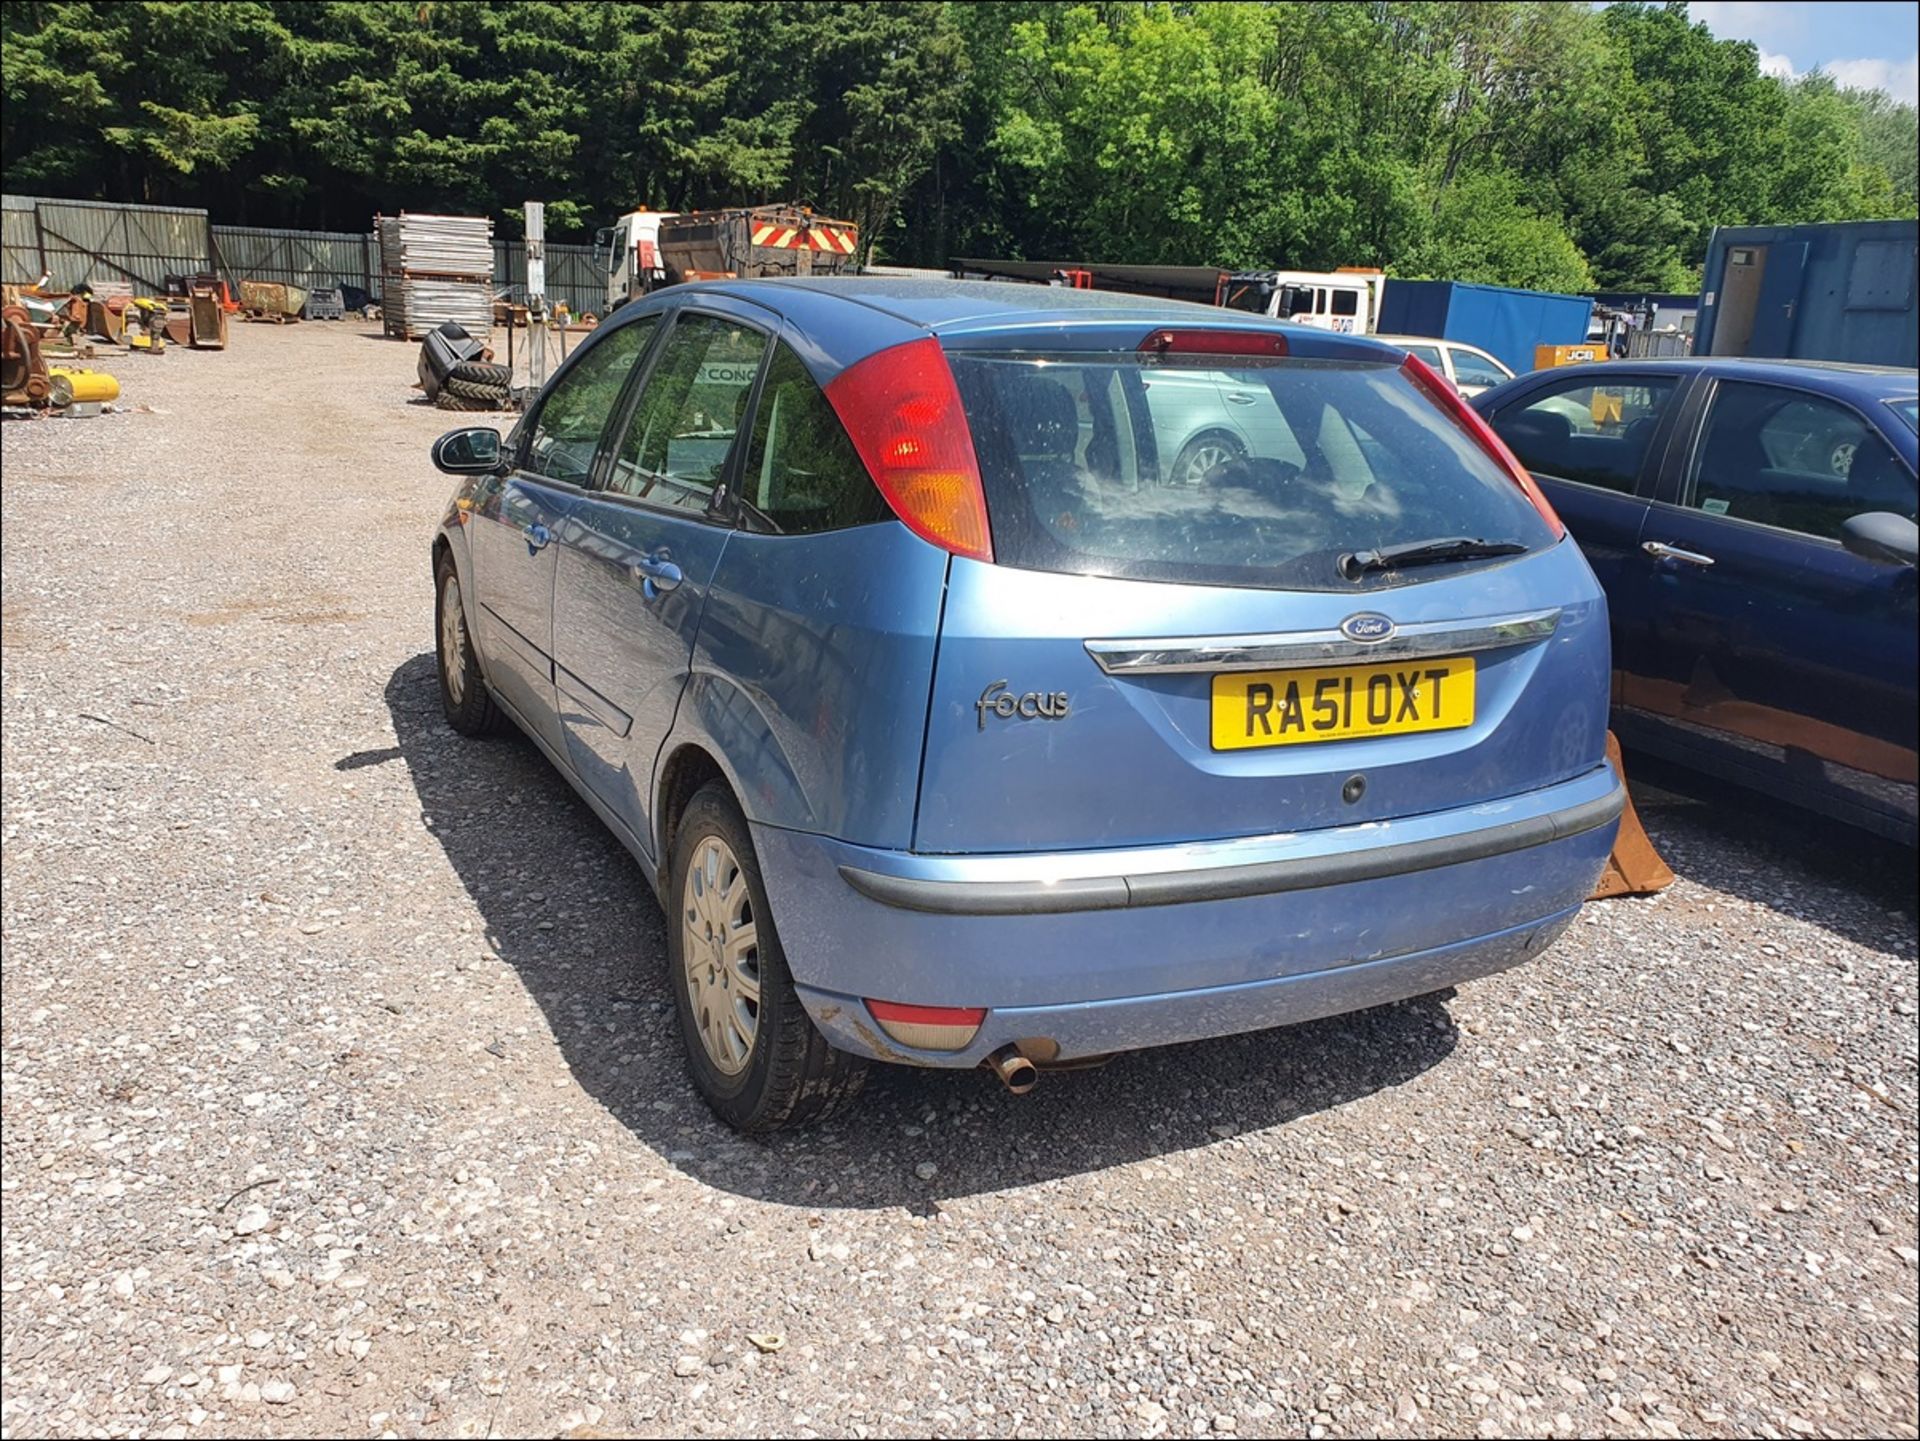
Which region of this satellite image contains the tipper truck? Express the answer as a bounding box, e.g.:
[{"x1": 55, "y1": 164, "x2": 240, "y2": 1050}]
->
[{"x1": 598, "y1": 204, "x2": 859, "y2": 311}]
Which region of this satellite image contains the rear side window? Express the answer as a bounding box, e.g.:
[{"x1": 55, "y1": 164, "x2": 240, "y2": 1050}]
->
[
  {"x1": 950, "y1": 353, "x2": 1558, "y2": 591},
  {"x1": 522, "y1": 317, "x2": 657, "y2": 484},
  {"x1": 738, "y1": 342, "x2": 889, "y2": 534},
  {"x1": 1492, "y1": 377, "x2": 1679, "y2": 495},
  {"x1": 1448, "y1": 348, "x2": 1511, "y2": 389}
]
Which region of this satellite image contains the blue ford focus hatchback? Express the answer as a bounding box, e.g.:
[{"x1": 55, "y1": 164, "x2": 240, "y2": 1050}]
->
[{"x1": 430, "y1": 280, "x2": 1624, "y2": 1130}]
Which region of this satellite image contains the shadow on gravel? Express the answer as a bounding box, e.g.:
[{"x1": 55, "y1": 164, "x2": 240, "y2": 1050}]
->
[
  {"x1": 379, "y1": 651, "x2": 1461, "y2": 1209},
  {"x1": 1623, "y1": 754, "x2": 1917, "y2": 941}
]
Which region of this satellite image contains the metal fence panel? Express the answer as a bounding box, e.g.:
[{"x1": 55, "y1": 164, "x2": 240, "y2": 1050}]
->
[
  {"x1": 3, "y1": 195, "x2": 616, "y2": 324},
  {"x1": 494, "y1": 239, "x2": 605, "y2": 314},
  {"x1": 3, "y1": 195, "x2": 211, "y2": 291},
  {"x1": 212, "y1": 225, "x2": 376, "y2": 301}
]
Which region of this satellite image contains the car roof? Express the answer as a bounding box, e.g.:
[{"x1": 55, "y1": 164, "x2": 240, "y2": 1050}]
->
[
  {"x1": 676, "y1": 276, "x2": 1410, "y2": 366},
  {"x1": 1495, "y1": 355, "x2": 1917, "y2": 401}
]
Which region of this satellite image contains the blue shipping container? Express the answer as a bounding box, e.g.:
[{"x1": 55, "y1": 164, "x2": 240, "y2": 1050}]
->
[
  {"x1": 1376, "y1": 280, "x2": 1594, "y2": 373},
  {"x1": 1694, "y1": 219, "x2": 1917, "y2": 368}
]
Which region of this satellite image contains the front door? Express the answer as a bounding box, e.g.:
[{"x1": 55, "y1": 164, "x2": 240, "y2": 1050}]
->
[
  {"x1": 551, "y1": 306, "x2": 771, "y2": 852},
  {"x1": 468, "y1": 317, "x2": 659, "y2": 751},
  {"x1": 1623, "y1": 378, "x2": 1918, "y2": 833}
]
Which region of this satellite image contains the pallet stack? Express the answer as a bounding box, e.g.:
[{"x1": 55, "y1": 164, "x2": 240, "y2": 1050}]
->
[{"x1": 378, "y1": 212, "x2": 494, "y2": 339}]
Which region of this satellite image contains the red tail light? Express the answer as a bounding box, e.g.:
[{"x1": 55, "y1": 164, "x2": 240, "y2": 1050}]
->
[
  {"x1": 824, "y1": 337, "x2": 993, "y2": 562},
  {"x1": 1399, "y1": 352, "x2": 1565, "y2": 538},
  {"x1": 1140, "y1": 328, "x2": 1289, "y2": 356},
  {"x1": 865, "y1": 1000, "x2": 986, "y2": 1052}
]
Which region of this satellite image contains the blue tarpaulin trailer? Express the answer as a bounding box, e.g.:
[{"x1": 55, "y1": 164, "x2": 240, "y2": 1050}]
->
[
  {"x1": 1375, "y1": 280, "x2": 1593, "y2": 374},
  {"x1": 1694, "y1": 219, "x2": 1917, "y2": 368}
]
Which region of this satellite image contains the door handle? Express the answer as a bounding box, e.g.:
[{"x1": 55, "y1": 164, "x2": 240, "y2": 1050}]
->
[
  {"x1": 1224, "y1": 392, "x2": 1255, "y2": 405},
  {"x1": 525, "y1": 522, "x2": 553, "y2": 556},
  {"x1": 629, "y1": 550, "x2": 683, "y2": 599},
  {"x1": 1642, "y1": 540, "x2": 1714, "y2": 567}
]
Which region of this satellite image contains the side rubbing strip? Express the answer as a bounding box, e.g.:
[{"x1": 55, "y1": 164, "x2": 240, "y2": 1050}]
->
[{"x1": 839, "y1": 783, "x2": 1624, "y2": 916}]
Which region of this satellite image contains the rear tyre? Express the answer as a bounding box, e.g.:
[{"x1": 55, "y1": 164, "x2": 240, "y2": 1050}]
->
[
  {"x1": 668, "y1": 782, "x2": 866, "y2": 1132},
  {"x1": 1170, "y1": 430, "x2": 1246, "y2": 486},
  {"x1": 434, "y1": 552, "x2": 500, "y2": 736}
]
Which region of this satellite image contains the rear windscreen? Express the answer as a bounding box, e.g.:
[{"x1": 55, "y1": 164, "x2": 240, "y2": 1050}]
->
[{"x1": 949, "y1": 353, "x2": 1558, "y2": 591}]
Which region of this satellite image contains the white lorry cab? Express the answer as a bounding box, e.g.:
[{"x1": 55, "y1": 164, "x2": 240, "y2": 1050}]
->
[
  {"x1": 596, "y1": 210, "x2": 679, "y2": 312},
  {"x1": 1217, "y1": 269, "x2": 1386, "y2": 335}
]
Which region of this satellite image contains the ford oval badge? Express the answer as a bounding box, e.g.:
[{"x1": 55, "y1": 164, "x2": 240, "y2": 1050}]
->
[{"x1": 1340, "y1": 613, "x2": 1396, "y2": 643}]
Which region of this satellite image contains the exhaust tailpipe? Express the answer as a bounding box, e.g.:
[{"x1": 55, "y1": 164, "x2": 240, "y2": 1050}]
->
[{"x1": 985, "y1": 1045, "x2": 1039, "y2": 1096}]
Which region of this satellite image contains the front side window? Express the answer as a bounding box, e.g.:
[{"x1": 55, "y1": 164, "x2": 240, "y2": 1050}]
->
[
  {"x1": 950, "y1": 352, "x2": 1557, "y2": 592},
  {"x1": 1687, "y1": 381, "x2": 1915, "y2": 537},
  {"x1": 1491, "y1": 377, "x2": 1679, "y2": 495},
  {"x1": 606, "y1": 314, "x2": 768, "y2": 513},
  {"x1": 522, "y1": 317, "x2": 658, "y2": 485},
  {"x1": 737, "y1": 342, "x2": 889, "y2": 534}
]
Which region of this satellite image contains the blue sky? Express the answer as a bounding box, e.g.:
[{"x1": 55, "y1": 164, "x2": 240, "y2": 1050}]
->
[
  {"x1": 1697, "y1": 1, "x2": 1920, "y2": 102},
  {"x1": 1688, "y1": 1, "x2": 1919, "y2": 104}
]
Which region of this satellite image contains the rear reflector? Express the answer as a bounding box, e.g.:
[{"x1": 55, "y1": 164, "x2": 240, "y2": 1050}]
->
[
  {"x1": 1140, "y1": 328, "x2": 1289, "y2": 356},
  {"x1": 1399, "y1": 352, "x2": 1566, "y2": 538},
  {"x1": 824, "y1": 337, "x2": 993, "y2": 562},
  {"x1": 865, "y1": 999, "x2": 986, "y2": 1052}
]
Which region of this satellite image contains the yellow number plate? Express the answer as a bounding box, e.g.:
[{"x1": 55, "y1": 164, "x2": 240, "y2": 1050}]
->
[{"x1": 1210, "y1": 656, "x2": 1476, "y2": 750}]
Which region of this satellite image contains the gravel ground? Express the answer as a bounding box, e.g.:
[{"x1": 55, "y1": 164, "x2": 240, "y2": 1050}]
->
[{"x1": 2, "y1": 324, "x2": 1916, "y2": 1441}]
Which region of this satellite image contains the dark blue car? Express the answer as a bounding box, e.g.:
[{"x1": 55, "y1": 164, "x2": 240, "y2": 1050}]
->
[{"x1": 1472, "y1": 358, "x2": 1919, "y2": 844}]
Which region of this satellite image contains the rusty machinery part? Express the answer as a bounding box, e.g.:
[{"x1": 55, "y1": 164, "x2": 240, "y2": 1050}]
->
[
  {"x1": 1, "y1": 304, "x2": 54, "y2": 405},
  {"x1": 1589, "y1": 731, "x2": 1675, "y2": 899},
  {"x1": 187, "y1": 288, "x2": 229, "y2": 349}
]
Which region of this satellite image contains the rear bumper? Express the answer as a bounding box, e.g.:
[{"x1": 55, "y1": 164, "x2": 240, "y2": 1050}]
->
[{"x1": 752, "y1": 763, "x2": 1622, "y2": 1066}]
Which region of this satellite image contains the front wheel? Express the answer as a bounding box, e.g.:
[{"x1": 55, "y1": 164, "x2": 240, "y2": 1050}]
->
[
  {"x1": 435, "y1": 552, "x2": 500, "y2": 735},
  {"x1": 668, "y1": 782, "x2": 866, "y2": 1131}
]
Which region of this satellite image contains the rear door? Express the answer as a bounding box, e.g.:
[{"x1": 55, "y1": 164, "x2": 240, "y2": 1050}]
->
[
  {"x1": 1622, "y1": 377, "x2": 1918, "y2": 834},
  {"x1": 919, "y1": 344, "x2": 1604, "y2": 854},
  {"x1": 1479, "y1": 369, "x2": 1689, "y2": 711},
  {"x1": 549, "y1": 303, "x2": 770, "y2": 851}
]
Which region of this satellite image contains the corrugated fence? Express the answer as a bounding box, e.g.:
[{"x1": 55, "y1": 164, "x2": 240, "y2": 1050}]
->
[{"x1": 3, "y1": 195, "x2": 607, "y2": 317}]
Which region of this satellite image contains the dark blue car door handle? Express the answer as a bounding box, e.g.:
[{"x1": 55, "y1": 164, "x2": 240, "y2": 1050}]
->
[
  {"x1": 629, "y1": 550, "x2": 683, "y2": 599},
  {"x1": 1642, "y1": 540, "x2": 1714, "y2": 567},
  {"x1": 525, "y1": 522, "x2": 553, "y2": 556}
]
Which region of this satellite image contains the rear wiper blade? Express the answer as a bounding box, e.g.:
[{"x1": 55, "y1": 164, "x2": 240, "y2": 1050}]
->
[{"x1": 1339, "y1": 536, "x2": 1527, "y2": 579}]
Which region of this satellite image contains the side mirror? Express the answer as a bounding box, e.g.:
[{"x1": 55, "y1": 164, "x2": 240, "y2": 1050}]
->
[
  {"x1": 1840, "y1": 511, "x2": 1919, "y2": 567},
  {"x1": 432, "y1": 427, "x2": 504, "y2": 475}
]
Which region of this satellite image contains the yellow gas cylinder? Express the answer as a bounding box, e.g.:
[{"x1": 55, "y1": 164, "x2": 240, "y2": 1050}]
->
[{"x1": 47, "y1": 367, "x2": 121, "y2": 406}]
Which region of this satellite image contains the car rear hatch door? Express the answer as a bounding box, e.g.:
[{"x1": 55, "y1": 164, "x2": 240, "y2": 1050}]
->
[{"x1": 913, "y1": 336, "x2": 1608, "y2": 854}]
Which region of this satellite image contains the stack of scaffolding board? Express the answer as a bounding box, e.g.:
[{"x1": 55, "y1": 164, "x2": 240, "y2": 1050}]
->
[{"x1": 378, "y1": 212, "x2": 494, "y2": 339}]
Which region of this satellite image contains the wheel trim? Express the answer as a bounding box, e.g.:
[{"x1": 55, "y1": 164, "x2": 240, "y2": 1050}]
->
[
  {"x1": 1180, "y1": 439, "x2": 1237, "y2": 484},
  {"x1": 441, "y1": 573, "x2": 468, "y2": 705},
  {"x1": 683, "y1": 835, "x2": 760, "y2": 1076}
]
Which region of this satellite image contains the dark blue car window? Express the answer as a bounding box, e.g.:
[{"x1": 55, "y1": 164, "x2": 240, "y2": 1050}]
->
[
  {"x1": 1687, "y1": 381, "x2": 1916, "y2": 538},
  {"x1": 1493, "y1": 377, "x2": 1679, "y2": 495},
  {"x1": 950, "y1": 353, "x2": 1556, "y2": 592}
]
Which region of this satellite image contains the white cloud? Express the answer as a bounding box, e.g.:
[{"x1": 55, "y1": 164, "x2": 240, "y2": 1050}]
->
[
  {"x1": 1758, "y1": 49, "x2": 1799, "y2": 81},
  {"x1": 1688, "y1": 2, "x2": 1809, "y2": 51},
  {"x1": 1822, "y1": 53, "x2": 1920, "y2": 104}
]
